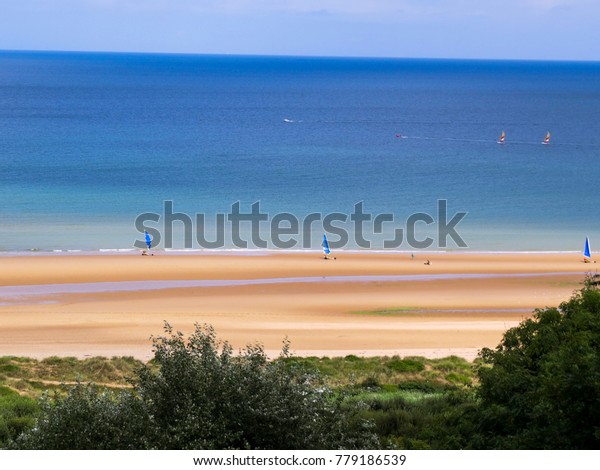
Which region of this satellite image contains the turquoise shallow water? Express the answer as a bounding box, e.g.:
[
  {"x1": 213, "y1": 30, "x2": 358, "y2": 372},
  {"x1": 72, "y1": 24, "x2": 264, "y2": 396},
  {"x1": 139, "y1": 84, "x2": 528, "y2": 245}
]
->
[{"x1": 1, "y1": 51, "x2": 599, "y2": 252}]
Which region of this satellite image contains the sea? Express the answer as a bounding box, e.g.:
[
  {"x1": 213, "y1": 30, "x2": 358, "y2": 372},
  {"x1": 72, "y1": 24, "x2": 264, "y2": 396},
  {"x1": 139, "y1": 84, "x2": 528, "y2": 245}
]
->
[{"x1": 1, "y1": 50, "x2": 599, "y2": 253}]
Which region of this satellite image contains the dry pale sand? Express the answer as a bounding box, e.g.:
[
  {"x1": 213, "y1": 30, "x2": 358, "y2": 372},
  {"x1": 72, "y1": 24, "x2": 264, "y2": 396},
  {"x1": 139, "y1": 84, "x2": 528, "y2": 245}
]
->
[{"x1": 0, "y1": 252, "x2": 594, "y2": 360}]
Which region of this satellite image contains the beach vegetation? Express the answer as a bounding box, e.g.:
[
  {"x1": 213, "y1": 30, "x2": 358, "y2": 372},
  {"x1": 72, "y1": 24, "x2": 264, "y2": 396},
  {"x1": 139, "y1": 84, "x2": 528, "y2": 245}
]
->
[
  {"x1": 351, "y1": 390, "x2": 477, "y2": 449},
  {"x1": 473, "y1": 278, "x2": 600, "y2": 449},
  {"x1": 2, "y1": 279, "x2": 599, "y2": 449},
  {"x1": 386, "y1": 357, "x2": 425, "y2": 373},
  {"x1": 280, "y1": 354, "x2": 471, "y2": 384},
  {"x1": 11, "y1": 323, "x2": 379, "y2": 450},
  {"x1": 0, "y1": 387, "x2": 38, "y2": 447},
  {"x1": 360, "y1": 376, "x2": 381, "y2": 389}
]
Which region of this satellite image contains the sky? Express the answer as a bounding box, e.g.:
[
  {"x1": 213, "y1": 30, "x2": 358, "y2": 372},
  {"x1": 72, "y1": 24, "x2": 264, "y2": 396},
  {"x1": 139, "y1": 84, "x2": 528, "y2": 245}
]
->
[{"x1": 1, "y1": 0, "x2": 599, "y2": 61}]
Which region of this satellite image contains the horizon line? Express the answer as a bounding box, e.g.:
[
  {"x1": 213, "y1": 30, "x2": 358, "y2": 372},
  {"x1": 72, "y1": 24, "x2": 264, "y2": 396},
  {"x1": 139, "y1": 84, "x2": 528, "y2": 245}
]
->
[{"x1": 1, "y1": 48, "x2": 599, "y2": 65}]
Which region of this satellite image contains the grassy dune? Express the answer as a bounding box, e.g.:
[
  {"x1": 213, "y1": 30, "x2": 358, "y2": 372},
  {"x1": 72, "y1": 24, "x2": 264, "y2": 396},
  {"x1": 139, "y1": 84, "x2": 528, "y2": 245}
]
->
[{"x1": 0, "y1": 354, "x2": 476, "y2": 448}]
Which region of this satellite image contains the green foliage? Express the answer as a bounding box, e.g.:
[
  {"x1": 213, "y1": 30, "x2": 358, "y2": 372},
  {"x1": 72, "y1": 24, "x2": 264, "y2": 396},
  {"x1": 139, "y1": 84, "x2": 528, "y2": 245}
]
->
[
  {"x1": 360, "y1": 376, "x2": 381, "y2": 389},
  {"x1": 15, "y1": 384, "x2": 150, "y2": 450},
  {"x1": 280, "y1": 354, "x2": 473, "y2": 390},
  {"x1": 10, "y1": 279, "x2": 599, "y2": 450},
  {"x1": 0, "y1": 350, "x2": 475, "y2": 449},
  {"x1": 397, "y1": 379, "x2": 453, "y2": 393},
  {"x1": 0, "y1": 391, "x2": 38, "y2": 447},
  {"x1": 0, "y1": 356, "x2": 141, "y2": 395},
  {"x1": 0, "y1": 386, "x2": 17, "y2": 398},
  {"x1": 354, "y1": 391, "x2": 477, "y2": 449},
  {"x1": 444, "y1": 372, "x2": 471, "y2": 386},
  {"x1": 15, "y1": 323, "x2": 378, "y2": 450},
  {"x1": 386, "y1": 358, "x2": 425, "y2": 373},
  {"x1": 430, "y1": 356, "x2": 472, "y2": 373},
  {"x1": 0, "y1": 364, "x2": 20, "y2": 375},
  {"x1": 476, "y1": 281, "x2": 600, "y2": 449},
  {"x1": 37, "y1": 356, "x2": 143, "y2": 383}
]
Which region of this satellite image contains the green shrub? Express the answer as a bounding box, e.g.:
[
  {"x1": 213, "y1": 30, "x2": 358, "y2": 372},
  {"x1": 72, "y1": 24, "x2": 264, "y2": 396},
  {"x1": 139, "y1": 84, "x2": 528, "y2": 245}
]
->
[
  {"x1": 344, "y1": 354, "x2": 360, "y2": 362},
  {"x1": 5, "y1": 416, "x2": 35, "y2": 437},
  {"x1": 360, "y1": 376, "x2": 380, "y2": 389},
  {"x1": 0, "y1": 394, "x2": 38, "y2": 447},
  {"x1": 431, "y1": 356, "x2": 471, "y2": 373},
  {"x1": 476, "y1": 280, "x2": 600, "y2": 449},
  {"x1": 0, "y1": 386, "x2": 18, "y2": 398},
  {"x1": 397, "y1": 380, "x2": 449, "y2": 393},
  {"x1": 386, "y1": 358, "x2": 425, "y2": 373},
  {"x1": 0, "y1": 420, "x2": 9, "y2": 446},
  {"x1": 445, "y1": 372, "x2": 472, "y2": 386},
  {"x1": 15, "y1": 324, "x2": 378, "y2": 450},
  {"x1": 0, "y1": 365, "x2": 20, "y2": 375}
]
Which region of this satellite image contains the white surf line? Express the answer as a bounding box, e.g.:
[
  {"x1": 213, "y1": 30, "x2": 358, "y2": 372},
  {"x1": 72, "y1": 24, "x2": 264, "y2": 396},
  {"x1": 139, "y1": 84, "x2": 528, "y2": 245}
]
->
[{"x1": 0, "y1": 271, "x2": 581, "y2": 300}]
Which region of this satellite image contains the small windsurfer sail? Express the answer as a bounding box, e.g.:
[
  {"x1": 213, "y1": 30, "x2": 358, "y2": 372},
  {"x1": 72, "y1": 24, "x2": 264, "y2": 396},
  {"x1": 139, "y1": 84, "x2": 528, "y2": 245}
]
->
[
  {"x1": 583, "y1": 236, "x2": 594, "y2": 263},
  {"x1": 143, "y1": 230, "x2": 153, "y2": 256},
  {"x1": 542, "y1": 131, "x2": 551, "y2": 145},
  {"x1": 497, "y1": 131, "x2": 506, "y2": 144},
  {"x1": 322, "y1": 234, "x2": 335, "y2": 260}
]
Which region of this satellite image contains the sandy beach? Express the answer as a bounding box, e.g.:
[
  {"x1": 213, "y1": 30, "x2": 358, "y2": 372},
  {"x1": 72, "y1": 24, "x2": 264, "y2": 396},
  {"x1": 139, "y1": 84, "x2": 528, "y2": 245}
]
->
[{"x1": 0, "y1": 252, "x2": 593, "y2": 360}]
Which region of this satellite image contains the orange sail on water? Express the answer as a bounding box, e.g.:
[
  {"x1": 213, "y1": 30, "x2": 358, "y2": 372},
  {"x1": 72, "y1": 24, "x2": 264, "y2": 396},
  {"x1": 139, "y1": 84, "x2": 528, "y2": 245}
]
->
[
  {"x1": 497, "y1": 131, "x2": 505, "y2": 144},
  {"x1": 543, "y1": 131, "x2": 551, "y2": 144}
]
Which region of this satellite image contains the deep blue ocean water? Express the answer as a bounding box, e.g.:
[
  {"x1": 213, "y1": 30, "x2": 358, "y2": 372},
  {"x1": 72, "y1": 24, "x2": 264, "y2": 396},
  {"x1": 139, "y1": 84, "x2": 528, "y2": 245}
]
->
[{"x1": 1, "y1": 51, "x2": 599, "y2": 252}]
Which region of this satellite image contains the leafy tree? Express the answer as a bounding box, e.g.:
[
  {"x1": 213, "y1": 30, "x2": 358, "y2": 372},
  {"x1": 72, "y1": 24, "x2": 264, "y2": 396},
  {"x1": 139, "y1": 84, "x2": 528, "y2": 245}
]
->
[
  {"x1": 15, "y1": 323, "x2": 378, "y2": 450},
  {"x1": 15, "y1": 384, "x2": 150, "y2": 449},
  {"x1": 476, "y1": 278, "x2": 600, "y2": 449}
]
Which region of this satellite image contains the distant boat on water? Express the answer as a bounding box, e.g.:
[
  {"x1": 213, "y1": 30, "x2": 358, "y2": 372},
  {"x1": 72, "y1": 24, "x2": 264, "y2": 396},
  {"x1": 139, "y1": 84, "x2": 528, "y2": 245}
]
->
[
  {"x1": 497, "y1": 131, "x2": 506, "y2": 144},
  {"x1": 542, "y1": 131, "x2": 551, "y2": 145},
  {"x1": 584, "y1": 236, "x2": 593, "y2": 263}
]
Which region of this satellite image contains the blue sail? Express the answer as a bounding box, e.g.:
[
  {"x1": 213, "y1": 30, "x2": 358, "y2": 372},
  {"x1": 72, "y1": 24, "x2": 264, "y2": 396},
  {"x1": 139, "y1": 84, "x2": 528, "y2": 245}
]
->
[
  {"x1": 145, "y1": 231, "x2": 152, "y2": 250},
  {"x1": 322, "y1": 234, "x2": 331, "y2": 255},
  {"x1": 584, "y1": 236, "x2": 591, "y2": 259}
]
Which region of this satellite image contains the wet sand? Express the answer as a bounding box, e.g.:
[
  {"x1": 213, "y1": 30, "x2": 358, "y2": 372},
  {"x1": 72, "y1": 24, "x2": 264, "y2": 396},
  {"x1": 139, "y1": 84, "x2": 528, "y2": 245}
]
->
[{"x1": 0, "y1": 252, "x2": 592, "y2": 360}]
